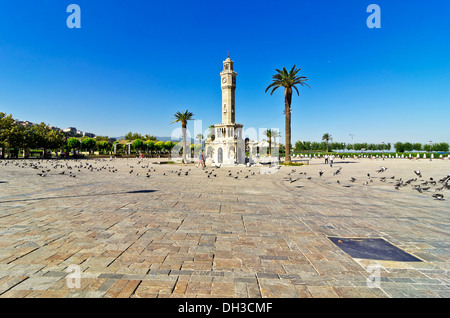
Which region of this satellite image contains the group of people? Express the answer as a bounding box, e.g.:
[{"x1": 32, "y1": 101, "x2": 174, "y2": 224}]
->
[{"x1": 324, "y1": 154, "x2": 334, "y2": 167}]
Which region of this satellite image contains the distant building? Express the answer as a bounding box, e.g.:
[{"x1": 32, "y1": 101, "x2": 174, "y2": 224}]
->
[
  {"x1": 15, "y1": 120, "x2": 35, "y2": 127},
  {"x1": 63, "y1": 127, "x2": 77, "y2": 134},
  {"x1": 83, "y1": 132, "x2": 96, "y2": 138}
]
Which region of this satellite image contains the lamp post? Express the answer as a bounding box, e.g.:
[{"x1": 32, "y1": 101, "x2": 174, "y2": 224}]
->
[
  {"x1": 342, "y1": 143, "x2": 345, "y2": 158},
  {"x1": 429, "y1": 140, "x2": 432, "y2": 161},
  {"x1": 349, "y1": 134, "x2": 355, "y2": 152}
]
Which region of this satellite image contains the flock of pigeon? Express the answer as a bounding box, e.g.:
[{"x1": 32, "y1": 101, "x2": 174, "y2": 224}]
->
[
  {"x1": 0, "y1": 159, "x2": 119, "y2": 179},
  {"x1": 1, "y1": 159, "x2": 448, "y2": 201},
  {"x1": 284, "y1": 164, "x2": 448, "y2": 201}
]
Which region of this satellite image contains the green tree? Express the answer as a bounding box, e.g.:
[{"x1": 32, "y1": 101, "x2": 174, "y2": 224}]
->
[
  {"x1": 144, "y1": 134, "x2": 157, "y2": 141},
  {"x1": 96, "y1": 140, "x2": 110, "y2": 154},
  {"x1": 263, "y1": 129, "x2": 280, "y2": 156},
  {"x1": 265, "y1": 65, "x2": 309, "y2": 163},
  {"x1": 412, "y1": 143, "x2": 422, "y2": 151},
  {"x1": 294, "y1": 140, "x2": 305, "y2": 152},
  {"x1": 171, "y1": 110, "x2": 194, "y2": 162},
  {"x1": 0, "y1": 113, "x2": 16, "y2": 158},
  {"x1": 145, "y1": 140, "x2": 155, "y2": 154},
  {"x1": 164, "y1": 141, "x2": 176, "y2": 157},
  {"x1": 82, "y1": 138, "x2": 97, "y2": 154},
  {"x1": 125, "y1": 132, "x2": 143, "y2": 141},
  {"x1": 67, "y1": 137, "x2": 81, "y2": 155},
  {"x1": 435, "y1": 142, "x2": 449, "y2": 152},
  {"x1": 47, "y1": 129, "x2": 66, "y2": 155},
  {"x1": 394, "y1": 142, "x2": 405, "y2": 153},
  {"x1": 403, "y1": 142, "x2": 413, "y2": 152},
  {"x1": 154, "y1": 141, "x2": 164, "y2": 156},
  {"x1": 132, "y1": 139, "x2": 145, "y2": 153}
]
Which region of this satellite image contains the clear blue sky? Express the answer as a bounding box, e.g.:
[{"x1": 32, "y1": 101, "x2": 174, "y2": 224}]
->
[{"x1": 1, "y1": 0, "x2": 449, "y2": 144}]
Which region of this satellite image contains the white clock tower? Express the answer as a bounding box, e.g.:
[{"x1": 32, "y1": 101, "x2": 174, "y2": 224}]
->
[
  {"x1": 205, "y1": 55, "x2": 245, "y2": 165},
  {"x1": 220, "y1": 56, "x2": 237, "y2": 125}
]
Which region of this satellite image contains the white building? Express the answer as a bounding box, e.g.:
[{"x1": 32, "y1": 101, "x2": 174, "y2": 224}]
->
[{"x1": 205, "y1": 56, "x2": 245, "y2": 165}]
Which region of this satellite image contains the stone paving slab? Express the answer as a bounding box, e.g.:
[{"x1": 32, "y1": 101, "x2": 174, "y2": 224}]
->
[{"x1": 0, "y1": 157, "x2": 449, "y2": 298}]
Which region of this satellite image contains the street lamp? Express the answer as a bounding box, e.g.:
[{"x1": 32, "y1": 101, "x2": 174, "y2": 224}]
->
[
  {"x1": 429, "y1": 140, "x2": 432, "y2": 161},
  {"x1": 342, "y1": 142, "x2": 345, "y2": 158},
  {"x1": 349, "y1": 134, "x2": 355, "y2": 152}
]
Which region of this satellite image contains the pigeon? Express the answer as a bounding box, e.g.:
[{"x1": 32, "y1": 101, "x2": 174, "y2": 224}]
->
[
  {"x1": 319, "y1": 170, "x2": 323, "y2": 177},
  {"x1": 376, "y1": 166, "x2": 387, "y2": 173},
  {"x1": 432, "y1": 193, "x2": 444, "y2": 200},
  {"x1": 349, "y1": 177, "x2": 356, "y2": 183},
  {"x1": 414, "y1": 170, "x2": 422, "y2": 178},
  {"x1": 413, "y1": 186, "x2": 423, "y2": 193}
]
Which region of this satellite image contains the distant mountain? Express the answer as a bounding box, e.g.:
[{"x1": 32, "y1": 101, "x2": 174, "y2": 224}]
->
[{"x1": 112, "y1": 136, "x2": 194, "y2": 143}]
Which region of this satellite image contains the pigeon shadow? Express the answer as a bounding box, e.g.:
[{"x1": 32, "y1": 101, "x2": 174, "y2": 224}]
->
[{"x1": 0, "y1": 189, "x2": 157, "y2": 203}]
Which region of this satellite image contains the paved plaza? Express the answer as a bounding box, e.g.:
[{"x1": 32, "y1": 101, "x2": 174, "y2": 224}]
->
[{"x1": 0, "y1": 157, "x2": 449, "y2": 298}]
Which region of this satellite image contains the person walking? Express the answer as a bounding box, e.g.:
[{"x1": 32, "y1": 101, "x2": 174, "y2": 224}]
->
[
  {"x1": 324, "y1": 154, "x2": 328, "y2": 164},
  {"x1": 201, "y1": 151, "x2": 206, "y2": 168},
  {"x1": 329, "y1": 154, "x2": 334, "y2": 167},
  {"x1": 198, "y1": 151, "x2": 203, "y2": 168}
]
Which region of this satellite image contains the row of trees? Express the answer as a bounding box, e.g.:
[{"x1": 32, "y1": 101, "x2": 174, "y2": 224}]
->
[
  {"x1": 294, "y1": 140, "x2": 391, "y2": 152},
  {"x1": 293, "y1": 140, "x2": 449, "y2": 153},
  {"x1": 394, "y1": 142, "x2": 449, "y2": 153},
  {"x1": 1, "y1": 112, "x2": 180, "y2": 158},
  {"x1": 1, "y1": 112, "x2": 66, "y2": 158},
  {"x1": 65, "y1": 137, "x2": 178, "y2": 156}
]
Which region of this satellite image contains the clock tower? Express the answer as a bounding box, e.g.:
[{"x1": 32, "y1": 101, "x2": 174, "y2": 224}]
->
[
  {"x1": 220, "y1": 56, "x2": 237, "y2": 125},
  {"x1": 205, "y1": 55, "x2": 245, "y2": 165}
]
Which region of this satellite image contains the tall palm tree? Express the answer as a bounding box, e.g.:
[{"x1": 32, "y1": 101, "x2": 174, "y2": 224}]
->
[
  {"x1": 171, "y1": 110, "x2": 194, "y2": 162},
  {"x1": 322, "y1": 133, "x2": 332, "y2": 153},
  {"x1": 265, "y1": 65, "x2": 309, "y2": 163},
  {"x1": 263, "y1": 129, "x2": 280, "y2": 156}
]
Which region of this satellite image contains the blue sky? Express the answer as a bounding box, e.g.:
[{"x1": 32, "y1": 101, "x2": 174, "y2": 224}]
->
[{"x1": 0, "y1": 0, "x2": 449, "y2": 144}]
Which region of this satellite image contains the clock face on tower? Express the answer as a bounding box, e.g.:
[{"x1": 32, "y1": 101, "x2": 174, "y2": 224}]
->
[{"x1": 222, "y1": 77, "x2": 227, "y2": 83}]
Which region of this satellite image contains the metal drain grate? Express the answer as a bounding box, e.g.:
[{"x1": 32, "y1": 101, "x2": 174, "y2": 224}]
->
[{"x1": 328, "y1": 237, "x2": 422, "y2": 262}]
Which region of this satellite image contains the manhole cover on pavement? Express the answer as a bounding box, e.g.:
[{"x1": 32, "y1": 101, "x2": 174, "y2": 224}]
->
[{"x1": 328, "y1": 237, "x2": 422, "y2": 262}]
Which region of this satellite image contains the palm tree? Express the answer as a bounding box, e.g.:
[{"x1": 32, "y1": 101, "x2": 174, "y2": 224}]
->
[
  {"x1": 171, "y1": 110, "x2": 194, "y2": 162},
  {"x1": 265, "y1": 65, "x2": 309, "y2": 163},
  {"x1": 322, "y1": 133, "x2": 332, "y2": 153},
  {"x1": 196, "y1": 133, "x2": 204, "y2": 150},
  {"x1": 263, "y1": 129, "x2": 280, "y2": 156}
]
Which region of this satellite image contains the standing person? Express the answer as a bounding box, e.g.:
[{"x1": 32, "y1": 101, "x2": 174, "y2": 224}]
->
[
  {"x1": 329, "y1": 154, "x2": 334, "y2": 167},
  {"x1": 198, "y1": 151, "x2": 203, "y2": 168},
  {"x1": 202, "y1": 151, "x2": 206, "y2": 168},
  {"x1": 324, "y1": 154, "x2": 328, "y2": 164}
]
